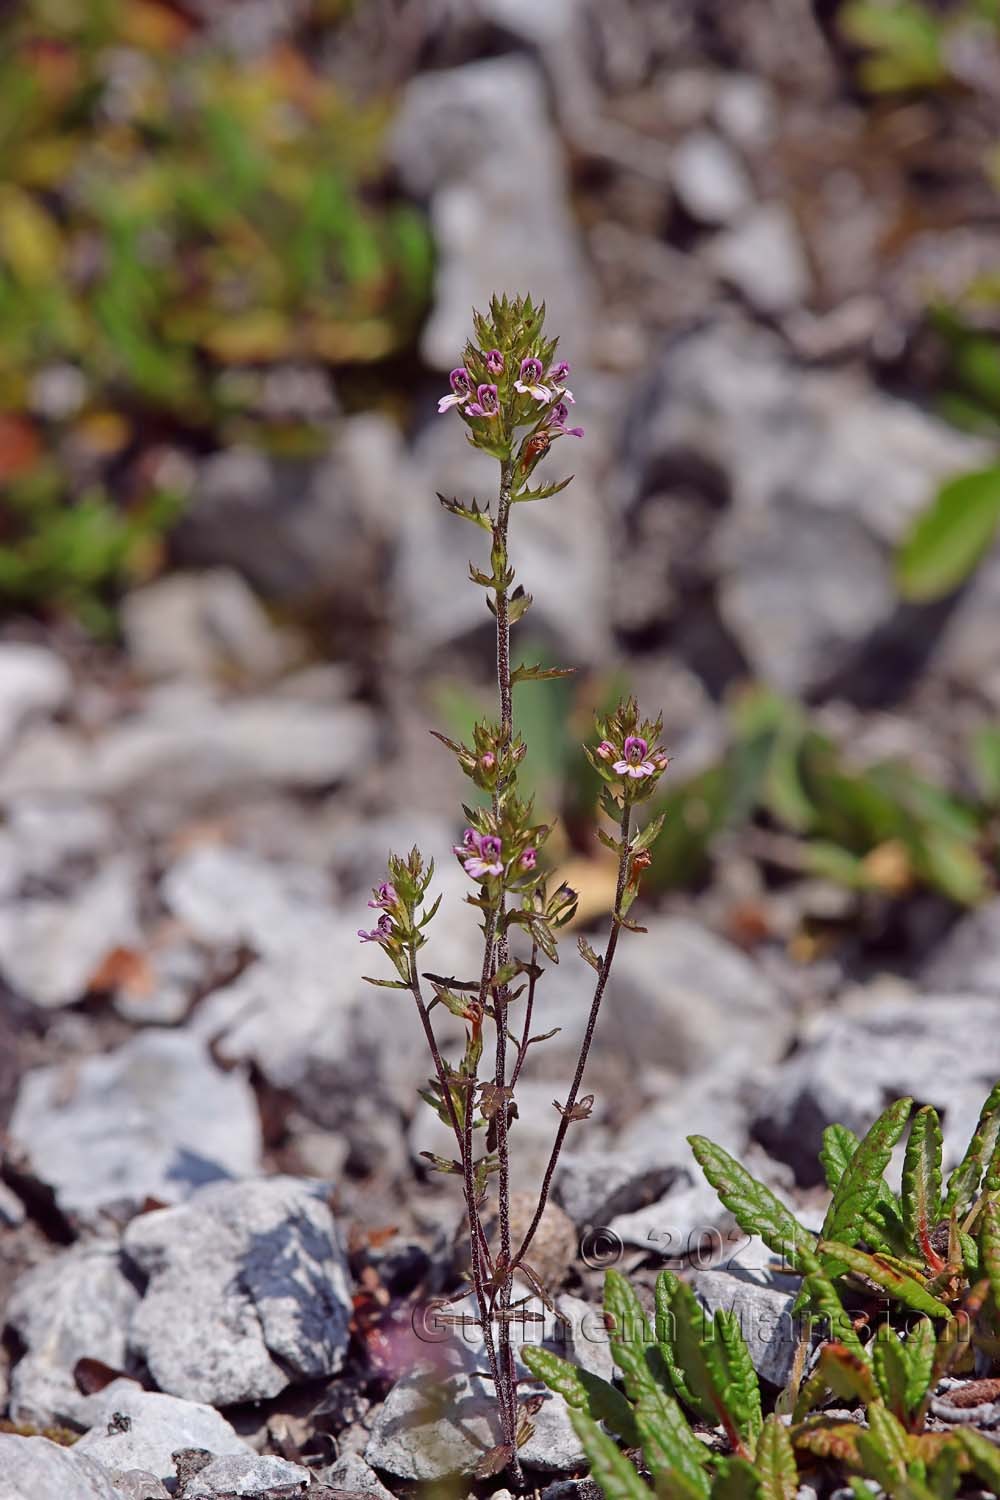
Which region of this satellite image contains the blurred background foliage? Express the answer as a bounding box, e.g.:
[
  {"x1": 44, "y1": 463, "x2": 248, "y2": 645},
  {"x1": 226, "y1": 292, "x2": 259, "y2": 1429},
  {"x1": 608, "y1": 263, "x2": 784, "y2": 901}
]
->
[{"x1": 0, "y1": 0, "x2": 431, "y2": 628}]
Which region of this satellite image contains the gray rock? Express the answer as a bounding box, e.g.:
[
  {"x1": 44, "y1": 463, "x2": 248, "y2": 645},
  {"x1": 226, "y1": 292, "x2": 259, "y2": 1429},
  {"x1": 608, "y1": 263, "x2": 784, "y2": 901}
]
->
[
  {"x1": 75, "y1": 1380, "x2": 250, "y2": 1483},
  {"x1": 921, "y1": 901, "x2": 1000, "y2": 995},
  {"x1": 481, "y1": 0, "x2": 576, "y2": 44},
  {"x1": 0, "y1": 643, "x2": 70, "y2": 759},
  {"x1": 112, "y1": 937, "x2": 206, "y2": 1027},
  {"x1": 91, "y1": 689, "x2": 375, "y2": 806},
  {"x1": 713, "y1": 74, "x2": 776, "y2": 150},
  {"x1": 0, "y1": 1433, "x2": 122, "y2": 1500},
  {"x1": 123, "y1": 1177, "x2": 352, "y2": 1406},
  {"x1": 707, "y1": 203, "x2": 812, "y2": 314},
  {"x1": 0, "y1": 856, "x2": 139, "y2": 1009},
  {"x1": 5, "y1": 1241, "x2": 140, "y2": 1428},
  {"x1": 757, "y1": 991, "x2": 1000, "y2": 1182},
  {"x1": 318, "y1": 1452, "x2": 395, "y2": 1500},
  {"x1": 555, "y1": 1146, "x2": 679, "y2": 1226},
  {"x1": 9, "y1": 1029, "x2": 261, "y2": 1221},
  {"x1": 121, "y1": 570, "x2": 298, "y2": 685},
  {"x1": 692, "y1": 1266, "x2": 800, "y2": 1386},
  {"x1": 391, "y1": 57, "x2": 593, "y2": 369},
  {"x1": 609, "y1": 1174, "x2": 731, "y2": 1256},
  {"x1": 624, "y1": 322, "x2": 987, "y2": 695},
  {"x1": 670, "y1": 130, "x2": 752, "y2": 225},
  {"x1": 0, "y1": 795, "x2": 113, "y2": 883},
  {"x1": 107, "y1": 1474, "x2": 171, "y2": 1500},
  {"x1": 605, "y1": 915, "x2": 791, "y2": 1075},
  {"x1": 163, "y1": 844, "x2": 332, "y2": 954},
  {"x1": 183, "y1": 1453, "x2": 311, "y2": 1496},
  {"x1": 930, "y1": 549, "x2": 1000, "y2": 706}
]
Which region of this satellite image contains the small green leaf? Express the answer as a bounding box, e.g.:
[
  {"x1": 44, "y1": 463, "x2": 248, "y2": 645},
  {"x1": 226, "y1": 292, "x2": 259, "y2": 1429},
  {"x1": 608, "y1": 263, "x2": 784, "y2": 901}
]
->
[
  {"x1": 753, "y1": 1413, "x2": 798, "y2": 1500},
  {"x1": 857, "y1": 1404, "x2": 910, "y2": 1489},
  {"x1": 568, "y1": 1410, "x2": 650, "y2": 1500},
  {"x1": 895, "y1": 465, "x2": 1000, "y2": 603},
  {"x1": 818, "y1": 1241, "x2": 952, "y2": 1319},
  {"x1": 903, "y1": 1318, "x2": 936, "y2": 1414},
  {"x1": 520, "y1": 1344, "x2": 639, "y2": 1447},
  {"x1": 604, "y1": 1268, "x2": 657, "y2": 1403},
  {"x1": 820, "y1": 1123, "x2": 912, "y2": 1258},
  {"x1": 715, "y1": 1308, "x2": 763, "y2": 1447},
  {"x1": 822, "y1": 1097, "x2": 913, "y2": 1250},
  {"x1": 901, "y1": 1105, "x2": 943, "y2": 1260},
  {"x1": 655, "y1": 1271, "x2": 702, "y2": 1416},
  {"x1": 511, "y1": 662, "x2": 576, "y2": 686},
  {"x1": 873, "y1": 1324, "x2": 911, "y2": 1420},
  {"x1": 634, "y1": 1388, "x2": 710, "y2": 1499},
  {"x1": 796, "y1": 1255, "x2": 867, "y2": 1359},
  {"x1": 980, "y1": 1193, "x2": 1000, "y2": 1314},
  {"x1": 957, "y1": 1427, "x2": 1000, "y2": 1492},
  {"x1": 944, "y1": 1082, "x2": 1000, "y2": 1216},
  {"x1": 689, "y1": 1135, "x2": 815, "y2": 1271}
]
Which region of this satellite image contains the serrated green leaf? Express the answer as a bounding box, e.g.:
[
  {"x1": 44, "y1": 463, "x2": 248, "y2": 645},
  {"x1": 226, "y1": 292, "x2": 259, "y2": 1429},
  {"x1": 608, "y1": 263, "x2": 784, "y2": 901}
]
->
[
  {"x1": 873, "y1": 1324, "x2": 910, "y2": 1420},
  {"x1": 521, "y1": 1343, "x2": 639, "y2": 1447},
  {"x1": 822, "y1": 1098, "x2": 913, "y2": 1250},
  {"x1": 981, "y1": 1193, "x2": 1000, "y2": 1314},
  {"x1": 689, "y1": 1135, "x2": 815, "y2": 1271},
  {"x1": 944, "y1": 1082, "x2": 1000, "y2": 1217},
  {"x1": 671, "y1": 1280, "x2": 745, "y2": 1447},
  {"x1": 715, "y1": 1309, "x2": 763, "y2": 1447},
  {"x1": 819, "y1": 1241, "x2": 952, "y2": 1319},
  {"x1": 902, "y1": 1105, "x2": 943, "y2": 1261},
  {"x1": 858, "y1": 1404, "x2": 910, "y2": 1489},
  {"x1": 634, "y1": 1388, "x2": 710, "y2": 1500},
  {"x1": 753, "y1": 1414, "x2": 798, "y2": 1500},
  {"x1": 604, "y1": 1268, "x2": 657, "y2": 1403},
  {"x1": 903, "y1": 1318, "x2": 936, "y2": 1414},
  {"x1": 796, "y1": 1255, "x2": 867, "y2": 1359},
  {"x1": 511, "y1": 662, "x2": 576, "y2": 686},
  {"x1": 655, "y1": 1271, "x2": 702, "y2": 1416},
  {"x1": 820, "y1": 1123, "x2": 913, "y2": 1259},
  {"x1": 895, "y1": 466, "x2": 1000, "y2": 603},
  {"x1": 569, "y1": 1410, "x2": 650, "y2": 1500},
  {"x1": 712, "y1": 1457, "x2": 764, "y2": 1500},
  {"x1": 957, "y1": 1427, "x2": 1000, "y2": 1491}
]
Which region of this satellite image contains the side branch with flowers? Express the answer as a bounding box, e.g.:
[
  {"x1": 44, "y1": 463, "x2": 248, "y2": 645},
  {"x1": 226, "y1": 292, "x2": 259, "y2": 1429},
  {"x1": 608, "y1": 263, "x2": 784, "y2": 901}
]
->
[{"x1": 360, "y1": 295, "x2": 668, "y2": 1486}]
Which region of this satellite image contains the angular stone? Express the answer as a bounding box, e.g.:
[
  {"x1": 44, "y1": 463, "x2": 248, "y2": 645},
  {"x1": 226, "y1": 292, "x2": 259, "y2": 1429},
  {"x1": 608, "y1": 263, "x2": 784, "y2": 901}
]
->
[
  {"x1": 183, "y1": 1453, "x2": 311, "y2": 1496},
  {"x1": 8, "y1": 1029, "x2": 261, "y2": 1222},
  {"x1": 107, "y1": 1475, "x2": 170, "y2": 1500},
  {"x1": 0, "y1": 1433, "x2": 122, "y2": 1500},
  {"x1": 75, "y1": 1380, "x2": 251, "y2": 1483},
  {"x1": 692, "y1": 1266, "x2": 800, "y2": 1386},
  {"x1": 123, "y1": 1177, "x2": 352, "y2": 1406},
  {"x1": 318, "y1": 1451, "x2": 395, "y2": 1500},
  {"x1": 5, "y1": 1241, "x2": 140, "y2": 1428},
  {"x1": 756, "y1": 991, "x2": 1000, "y2": 1182},
  {"x1": 391, "y1": 57, "x2": 593, "y2": 370}
]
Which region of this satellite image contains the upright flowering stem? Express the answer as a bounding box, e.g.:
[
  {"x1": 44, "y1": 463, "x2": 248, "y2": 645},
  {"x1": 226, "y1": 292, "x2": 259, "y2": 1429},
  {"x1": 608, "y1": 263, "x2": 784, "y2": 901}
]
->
[
  {"x1": 491, "y1": 461, "x2": 518, "y2": 1472},
  {"x1": 512, "y1": 801, "x2": 633, "y2": 1275}
]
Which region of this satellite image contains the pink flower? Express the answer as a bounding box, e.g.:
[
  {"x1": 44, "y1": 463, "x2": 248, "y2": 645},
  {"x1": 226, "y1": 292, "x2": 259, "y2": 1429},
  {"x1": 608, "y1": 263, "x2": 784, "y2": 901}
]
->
[
  {"x1": 480, "y1": 752, "x2": 496, "y2": 771},
  {"x1": 466, "y1": 383, "x2": 499, "y2": 419},
  {"x1": 454, "y1": 828, "x2": 503, "y2": 879},
  {"x1": 358, "y1": 913, "x2": 393, "y2": 943},
  {"x1": 515, "y1": 357, "x2": 552, "y2": 403},
  {"x1": 547, "y1": 361, "x2": 574, "y2": 403},
  {"x1": 519, "y1": 848, "x2": 537, "y2": 871},
  {"x1": 485, "y1": 349, "x2": 505, "y2": 375},
  {"x1": 547, "y1": 401, "x2": 584, "y2": 439},
  {"x1": 438, "y1": 367, "x2": 472, "y2": 413},
  {"x1": 368, "y1": 881, "x2": 398, "y2": 910},
  {"x1": 596, "y1": 740, "x2": 615, "y2": 760},
  {"x1": 613, "y1": 735, "x2": 656, "y2": 780}
]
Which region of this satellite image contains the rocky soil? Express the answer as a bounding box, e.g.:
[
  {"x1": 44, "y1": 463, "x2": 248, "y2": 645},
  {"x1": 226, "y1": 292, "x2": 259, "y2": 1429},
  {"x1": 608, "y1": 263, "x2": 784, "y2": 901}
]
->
[{"x1": 4, "y1": 3, "x2": 1000, "y2": 1497}]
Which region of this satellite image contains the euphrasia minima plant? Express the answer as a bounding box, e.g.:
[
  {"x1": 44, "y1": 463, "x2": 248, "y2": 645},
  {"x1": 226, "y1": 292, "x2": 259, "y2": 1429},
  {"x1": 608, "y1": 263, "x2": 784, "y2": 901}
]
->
[{"x1": 360, "y1": 295, "x2": 667, "y2": 1485}]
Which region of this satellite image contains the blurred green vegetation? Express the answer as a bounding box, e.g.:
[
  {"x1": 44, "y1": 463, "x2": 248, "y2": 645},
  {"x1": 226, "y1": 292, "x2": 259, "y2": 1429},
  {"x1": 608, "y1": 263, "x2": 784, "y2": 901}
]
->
[{"x1": 0, "y1": 0, "x2": 431, "y2": 627}]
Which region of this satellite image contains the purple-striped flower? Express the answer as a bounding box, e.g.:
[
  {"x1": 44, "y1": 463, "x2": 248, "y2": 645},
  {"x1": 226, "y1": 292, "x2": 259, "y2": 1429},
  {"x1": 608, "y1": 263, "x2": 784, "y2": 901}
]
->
[
  {"x1": 547, "y1": 401, "x2": 584, "y2": 439},
  {"x1": 515, "y1": 357, "x2": 552, "y2": 403},
  {"x1": 614, "y1": 736, "x2": 656, "y2": 779},
  {"x1": 519, "y1": 848, "x2": 537, "y2": 871},
  {"x1": 466, "y1": 383, "x2": 499, "y2": 419},
  {"x1": 453, "y1": 828, "x2": 504, "y2": 879},
  {"x1": 596, "y1": 740, "x2": 615, "y2": 760},
  {"x1": 485, "y1": 349, "x2": 505, "y2": 375},
  {"x1": 368, "y1": 882, "x2": 398, "y2": 911},
  {"x1": 358, "y1": 913, "x2": 394, "y2": 943},
  {"x1": 547, "y1": 361, "x2": 573, "y2": 402},
  {"x1": 438, "y1": 367, "x2": 473, "y2": 413}
]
